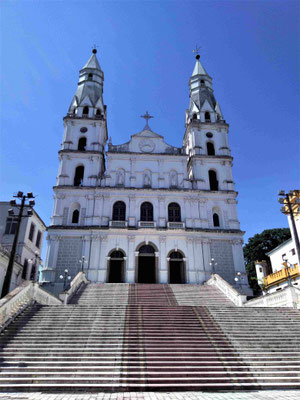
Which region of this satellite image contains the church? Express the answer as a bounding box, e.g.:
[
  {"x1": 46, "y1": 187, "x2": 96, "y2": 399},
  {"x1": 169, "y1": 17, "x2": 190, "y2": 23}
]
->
[{"x1": 43, "y1": 49, "x2": 251, "y2": 295}]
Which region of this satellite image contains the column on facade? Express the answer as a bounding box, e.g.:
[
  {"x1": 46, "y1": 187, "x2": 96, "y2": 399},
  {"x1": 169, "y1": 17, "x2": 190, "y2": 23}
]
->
[
  {"x1": 202, "y1": 239, "x2": 212, "y2": 281},
  {"x1": 128, "y1": 195, "x2": 136, "y2": 227},
  {"x1": 227, "y1": 199, "x2": 239, "y2": 229},
  {"x1": 126, "y1": 236, "x2": 135, "y2": 282},
  {"x1": 185, "y1": 237, "x2": 195, "y2": 283},
  {"x1": 98, "y1": 235, "x2": 108, "y2": 282},
  {"x1": 158, "y1": 197, "x2": 166, "y2": 228},
  {"x1": 231, "y1": 239, "x2": 245, "y2": 274},
  {"x1": 101, "y1": 195, "x2": 110, "y2": 226},
  {"x1": 87, "y1": 234, "x2": 100, "y2": 282},
  {"x1": 155, "y1": 251, "x2": 160, "y2": 283},
  {"x1": 193, "y1": 239, "x2": 205, "y2": 283},
  {"x1": 81, "y1": 235, "x2": 91, "y2": 272},
  {"x1": 159, "y1": 236, "x2": 167, "y2": 283},
  {"x1": 198, "y1": 198, "x2": 208, "y2": 229},
  {"x1": 93, "y1": 195, "x2": 103, "y2": 225},
  {"x1": 45, "y1": 235, "x2": 60, "y2": 272},
  {"x1": 52, "y1": 194, "x2": 66, "y2": 225},
  {"x1": 84, "y1": 194, "x2": 94, "y2": 225},
  {"x1": 184, "y1": 198, "x2": 192, "y2": 228},
  {"x1": 190, "y1": 198, "x2": 200, "y2": 228},
  {"x1": 42, "y1": 235, "x2": 62, "y2": 282}
]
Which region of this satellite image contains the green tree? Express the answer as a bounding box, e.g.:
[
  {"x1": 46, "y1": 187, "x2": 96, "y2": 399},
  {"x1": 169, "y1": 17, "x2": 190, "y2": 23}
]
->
[{"x1": 243, "y1": 228, "x2": 291, "y2": 295}]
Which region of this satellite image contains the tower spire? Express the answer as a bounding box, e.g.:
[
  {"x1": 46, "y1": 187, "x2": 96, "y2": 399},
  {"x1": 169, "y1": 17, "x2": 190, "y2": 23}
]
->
[
  {"x1": 186, "y1": 52, "x2": 223, "y2": 125},
  {"x1": 68, "y1": 49, "x2": 105, "y2": 119}
]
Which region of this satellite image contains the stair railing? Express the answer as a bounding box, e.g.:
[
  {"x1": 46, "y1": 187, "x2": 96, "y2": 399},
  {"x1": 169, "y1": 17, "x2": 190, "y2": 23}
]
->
[
  {"x1": 206, "y1": 273, "x2": 247, "y2": 306},
  {"x1": 244, "y1": 285, "x2": 300, "y2": 309},
  {"x1": 59, "y1": 271, "x2": 90, "y2": 304},
  {"x1": 0, "y1": 281, "x2": 62, "y2": 331}
]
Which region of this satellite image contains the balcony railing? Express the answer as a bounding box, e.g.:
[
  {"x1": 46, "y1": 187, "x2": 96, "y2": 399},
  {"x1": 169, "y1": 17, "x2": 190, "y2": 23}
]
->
[
  {"x1": 167, "y1": 222, "x2": 185, "y2": 229},
  {"x1": 138, "y1": 221, "x2": 156, "y2": 228},
  {"x1": 109, "y1": 220, "x2": 128, "y2": 228},
  {"x1": 264, "y1": 264, "x2": 299, "y2": 288}
]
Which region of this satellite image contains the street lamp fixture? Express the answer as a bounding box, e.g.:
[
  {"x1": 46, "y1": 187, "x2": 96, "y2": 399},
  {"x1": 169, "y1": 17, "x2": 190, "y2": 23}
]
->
[
  {"x1": 1, "y1": 191, "x2": 36, "y2": 298},
  {"x1": 209, "y1": 257, "x2": 217, "y2": 274},
  {"x1": 60, "y1": 269, "x2": 71, "y2": 290},
  {"x1": 234, "y1": 271, "x2": 244, "y2": 290},
  {"x1": 79, "y1": 256, "x2": 87, "y2": 272}
]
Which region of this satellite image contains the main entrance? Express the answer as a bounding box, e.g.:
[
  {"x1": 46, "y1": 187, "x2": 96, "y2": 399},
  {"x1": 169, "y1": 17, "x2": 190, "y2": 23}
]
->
[
  {"x1": 169, "y1": 251, "x2": 186, "y2": 283},
  {"x1": 108, "y1": 250, "x2": 125, "y2": 283},
  {"x1": 137, "y1": 245, "x2": 156, "y2": 283}
]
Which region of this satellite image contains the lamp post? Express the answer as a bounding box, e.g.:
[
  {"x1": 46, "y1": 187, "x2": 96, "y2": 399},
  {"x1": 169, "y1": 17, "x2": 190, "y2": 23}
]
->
[
  {"x1": 59, "y1": 269, "x2": 71, "y2": 291},
  {"x1": 278, "y1": 190, "x2": 300, "y2": 265},
  {"x1": 234, "y1": 271, "x2": 244, "y2": 290},
  {"x1": 1, "y1": 192, "x2": 35, "y2": 298},
  {"x1": 209, "y1": 257, "x2": 217, "y2": 274},
  {"x1": 78, "y1": 256, "x2": 87, "y2": 272}
]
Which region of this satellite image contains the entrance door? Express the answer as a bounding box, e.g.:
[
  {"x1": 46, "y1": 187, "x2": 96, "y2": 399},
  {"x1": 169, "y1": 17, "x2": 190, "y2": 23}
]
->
[
  {"x1": 137, "y1": 245, "x2": 156, "y2": 283},
  {"x1": 108, "y1": 251, "x2": 124, "y2": 283},
  {"x1": 169, "y1": 252, "x2": 185, "y2": 284}
]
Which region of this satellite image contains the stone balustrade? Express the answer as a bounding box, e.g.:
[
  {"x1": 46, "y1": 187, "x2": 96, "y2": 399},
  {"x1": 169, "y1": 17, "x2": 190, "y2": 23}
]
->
[
  {"x1": 244, "y1": 285, "x2": 300, "y2": 309},
  {"x1": 206, "y1": 273, "x2": 247, "y2": 306},
  {"x1": 59, "y1": 271, "x2": 90, "y2": 304},
  {"x1": 0, "y1": 281, "x2": 62, "y2": 330}
]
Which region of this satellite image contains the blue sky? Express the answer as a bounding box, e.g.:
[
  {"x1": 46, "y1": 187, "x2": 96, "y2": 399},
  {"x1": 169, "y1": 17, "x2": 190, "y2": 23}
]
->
[{"x1": 1, "y1": 0, "x2": 299, "y2": 261}]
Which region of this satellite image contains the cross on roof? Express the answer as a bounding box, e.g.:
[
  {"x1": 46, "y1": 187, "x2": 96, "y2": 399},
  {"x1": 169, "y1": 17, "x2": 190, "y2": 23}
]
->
[
  {"x1": 193, "y1": 45, "x2": 201, "y2": 57},
  {"x1": 140, "y1": 111, "x2": 153, "y2": 129}
]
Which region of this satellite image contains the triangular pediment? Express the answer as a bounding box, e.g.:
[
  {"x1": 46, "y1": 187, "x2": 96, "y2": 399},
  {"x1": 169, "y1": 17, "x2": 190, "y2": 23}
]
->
[
  {"x1": 190, "y1": 101, "x2": 199, "y2": 114},
  {"x1": 95, "y1": 97, "x2": 104, "y2": 110},
  {"x1": 79, "y1": 95, "x2": 93, "y2": 107},
  {"x1": 200, "y1": 99, "x2": 214, "y2": 112},
  {"x1": 132, "y1": 128, "x2": 163, "y2": 139}
]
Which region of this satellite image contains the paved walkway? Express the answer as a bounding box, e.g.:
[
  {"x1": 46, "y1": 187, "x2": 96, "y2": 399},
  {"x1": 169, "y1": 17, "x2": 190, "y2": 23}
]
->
[{"x1": 0, "y1": 391, "x2": 300, "y2": 400}]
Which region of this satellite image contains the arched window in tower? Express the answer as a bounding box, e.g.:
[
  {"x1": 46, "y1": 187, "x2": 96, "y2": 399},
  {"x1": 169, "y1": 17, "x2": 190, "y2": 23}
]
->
[
  {"x1": 112, "y1": 201, "x2": 126, "y2": 221},
  {"x1": 209, "y1": 170, "x2": 218, "y2": 191},
  {"x1": 192, "y1": 113, "x2": 197, "y2": 120},
  {"x1": 207, "y1": 142, "x2": 215, "y2": 155},
  {"x1": 72, "y1": 209, "x2": 79, "y2": 224},
  {"x1": 78, "y1": 137, "x2": 87, "y2": 151},
  {"x1": 74, "y1": 166, "x2": 84, "y2": 187},
  {"x1": 82, "y1": 106, "x2": 89, "y2": 117},
  {"x1": 201, "y1": 80, "x2": 205, "y2": 87},
  {"x1": 213, "y1": 213, "x2": 220, "y2": 227},
  {"x1": 205, "y1": 112, "x2": 211, "y2": 122},
  {"x1": 140, "y1": 202, "x2": 153, "y2": 221},
  {"x1": 88, "y1": 73, "x2": 93, "y2": 80},
  {"x1": 168, "y1": 203, "x2": 181, "y2": 222},
  {"x1": 96, "y1": 109, "x2": 102, "y2": 118}
]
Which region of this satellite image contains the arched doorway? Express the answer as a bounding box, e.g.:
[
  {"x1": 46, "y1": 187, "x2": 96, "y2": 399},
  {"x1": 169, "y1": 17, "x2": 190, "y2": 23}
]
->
[
  {"x1": 169, "y1": 251, "x2": 186, "y2": 284},
  {"x1": 107, "y1": 250, "x2": 125, "y2": 283},
  {"x1": 137, "y1": 244, "x2": 156, "y2": 283}
]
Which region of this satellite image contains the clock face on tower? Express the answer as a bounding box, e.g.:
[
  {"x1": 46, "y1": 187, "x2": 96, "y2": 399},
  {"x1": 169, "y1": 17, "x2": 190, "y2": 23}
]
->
[{"x1": 139, "y1": 139, "x2": 155, "y2": 153}]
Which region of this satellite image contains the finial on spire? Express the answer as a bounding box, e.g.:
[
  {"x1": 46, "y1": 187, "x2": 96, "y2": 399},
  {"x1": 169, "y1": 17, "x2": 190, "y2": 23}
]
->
[
  {"x1": 140, "y1": 111, "x2": 153, "y2": 129},
  {"x1": 92, "y1": 44, "x2": 99, "y2": 54},
  {"x1": 193, "y1": 45, "x2": 201, "y2": 60}
]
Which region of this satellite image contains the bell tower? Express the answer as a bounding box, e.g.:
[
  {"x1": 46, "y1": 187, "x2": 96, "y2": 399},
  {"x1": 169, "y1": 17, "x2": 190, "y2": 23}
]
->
[
  {"x1": 183, "y1": 53, "x2": 233, "y2": 192},
  {"x1": 56, "y1": 49, "x2": 107, "y2": 189}
]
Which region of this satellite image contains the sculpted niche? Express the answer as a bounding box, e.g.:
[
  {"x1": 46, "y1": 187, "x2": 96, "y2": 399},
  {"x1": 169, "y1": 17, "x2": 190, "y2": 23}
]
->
[
  {"x1": 169, "y1": 170, "x2": 178, "y2": 188},
  {"x1": 116, "y1": 169, "x2": 125, "y2": 186},
  {"x1": 143, "y1": 170, "x2": 152, "y2": 187}
]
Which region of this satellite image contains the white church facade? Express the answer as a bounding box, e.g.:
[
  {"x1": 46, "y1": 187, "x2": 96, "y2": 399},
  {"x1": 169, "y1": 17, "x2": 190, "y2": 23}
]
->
[{"x1": 42, "y1": 49, "x2": 251, "y2": 295}]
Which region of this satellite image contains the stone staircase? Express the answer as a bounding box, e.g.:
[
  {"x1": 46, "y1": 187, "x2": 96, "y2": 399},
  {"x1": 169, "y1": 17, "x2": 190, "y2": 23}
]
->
[{"x1": 0, "y1": 283, "x2": 300, "y2": 391}]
